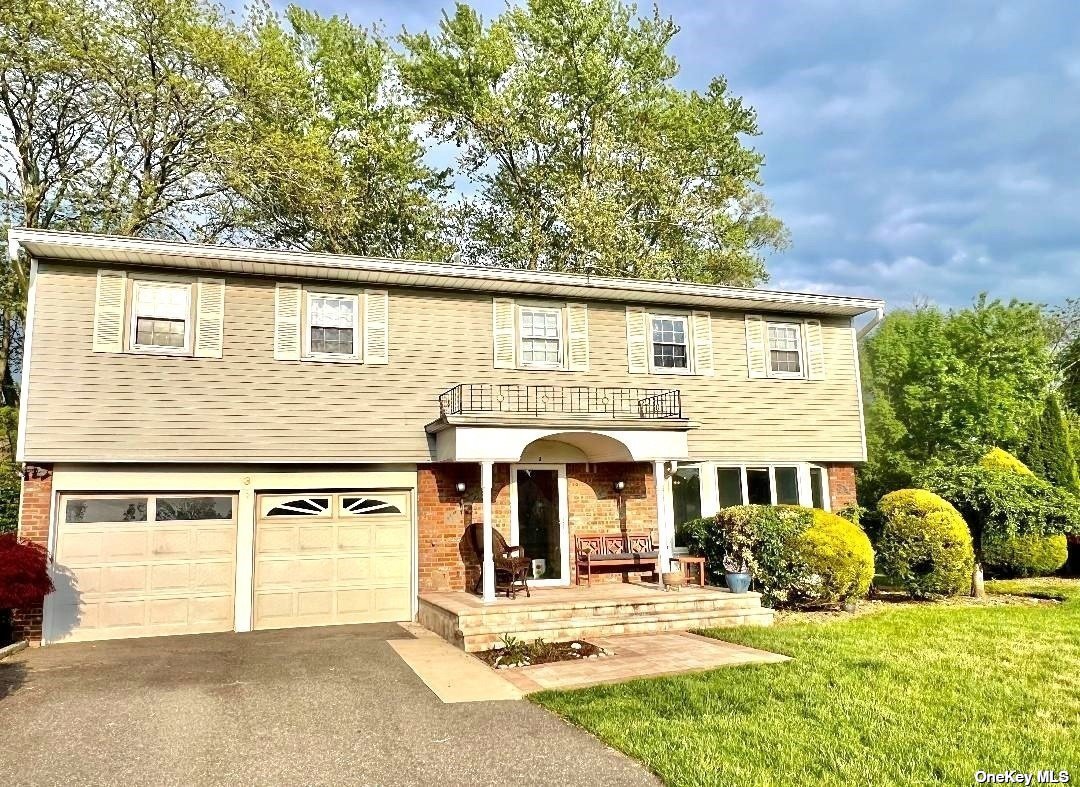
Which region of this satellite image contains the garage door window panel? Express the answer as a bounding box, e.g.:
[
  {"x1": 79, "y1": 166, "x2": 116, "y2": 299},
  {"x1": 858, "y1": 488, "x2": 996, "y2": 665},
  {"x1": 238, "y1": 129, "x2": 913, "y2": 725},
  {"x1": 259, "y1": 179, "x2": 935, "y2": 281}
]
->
[
  {"x1": 263, "y1": 497, "x2": 331, "y2": 517},
  {"x1": 156, "y1": 496, "x2": 234, "y2": 521},
  {"x1": 340, "y1": 497, "x2": 402, "y2": 516},
  {"x1": 65, "y1": 497, "x2": 148, "y2": 523}
]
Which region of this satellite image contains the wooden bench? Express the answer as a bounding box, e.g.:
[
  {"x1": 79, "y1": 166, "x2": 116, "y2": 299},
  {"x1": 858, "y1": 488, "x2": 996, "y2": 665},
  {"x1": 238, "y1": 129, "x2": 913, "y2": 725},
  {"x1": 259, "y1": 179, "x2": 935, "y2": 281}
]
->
[{"x1": 575, "y1": 532, "x2": 658, "y2": 586}]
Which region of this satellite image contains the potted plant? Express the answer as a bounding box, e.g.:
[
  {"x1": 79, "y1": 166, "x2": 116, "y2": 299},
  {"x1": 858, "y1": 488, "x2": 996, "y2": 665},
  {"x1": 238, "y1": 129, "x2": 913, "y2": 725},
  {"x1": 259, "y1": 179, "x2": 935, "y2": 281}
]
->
[{"x1": 722, "y1": 519, "x2": 755, "y2": 593}]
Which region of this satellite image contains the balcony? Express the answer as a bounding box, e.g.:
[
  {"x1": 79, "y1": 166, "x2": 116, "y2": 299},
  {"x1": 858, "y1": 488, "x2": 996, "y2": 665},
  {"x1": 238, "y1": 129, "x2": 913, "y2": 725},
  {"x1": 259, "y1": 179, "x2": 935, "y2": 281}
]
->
[{"x1": 438, "y1": 384, "x2": 683, "y2": 420}]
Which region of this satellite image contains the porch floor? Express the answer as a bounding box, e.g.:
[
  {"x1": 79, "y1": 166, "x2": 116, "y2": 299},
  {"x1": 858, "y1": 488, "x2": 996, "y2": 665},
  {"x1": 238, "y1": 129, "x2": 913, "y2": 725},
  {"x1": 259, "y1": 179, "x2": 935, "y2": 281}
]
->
[{"x1": 418, "y1": 581, "x2": 774, "y2": 652}]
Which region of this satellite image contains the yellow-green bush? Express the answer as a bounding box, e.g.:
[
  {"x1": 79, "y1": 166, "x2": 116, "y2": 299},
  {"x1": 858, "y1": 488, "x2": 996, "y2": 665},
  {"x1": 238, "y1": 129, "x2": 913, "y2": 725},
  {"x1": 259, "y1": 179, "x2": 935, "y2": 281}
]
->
[
  {"x1": 983, "y1": 533, "x2": 1068, "y2": 577},
  {"x1": 797, "y1": 510, "x2": 876, "y2": 603},
  {"x1": 979, "y1": 447, "x2": 1035, "y2": 476},
  {"x1": 876, "y1": 489, "x2": 975, "y2": 598}
]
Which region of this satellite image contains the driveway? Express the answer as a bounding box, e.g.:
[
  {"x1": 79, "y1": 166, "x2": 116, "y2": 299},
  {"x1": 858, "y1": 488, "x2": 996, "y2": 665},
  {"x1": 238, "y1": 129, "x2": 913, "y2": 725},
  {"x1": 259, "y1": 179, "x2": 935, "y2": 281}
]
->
[{"x1": 0, "y1": 624, "x2": 657, "y2": 787}]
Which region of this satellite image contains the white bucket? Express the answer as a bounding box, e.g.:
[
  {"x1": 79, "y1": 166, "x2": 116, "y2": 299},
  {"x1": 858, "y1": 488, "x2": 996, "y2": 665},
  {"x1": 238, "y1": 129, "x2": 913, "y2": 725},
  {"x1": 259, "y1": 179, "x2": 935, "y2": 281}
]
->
[{"x1": 531, "y1": 558, "x2": 547, "y2": 578}]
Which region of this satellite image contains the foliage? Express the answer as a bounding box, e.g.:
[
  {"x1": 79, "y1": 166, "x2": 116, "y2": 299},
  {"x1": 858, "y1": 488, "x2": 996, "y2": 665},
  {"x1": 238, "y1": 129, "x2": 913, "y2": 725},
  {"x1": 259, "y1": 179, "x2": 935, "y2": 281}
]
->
[
  {"x1": 1021, "y1": 395, "x2": 1080, "y2": 493},
  {"x1": 683, "y1": 506, "x2": 873, "y2": 608},
  {"x1": 0, "y1": 462, "x2": 20, "y2": 534},
  {"x1": 534, "y1": 578, "x2": 1080, "y2": 786},
  {"x1": 858, "y1": 296, "x2": 1055, "y2": 505},
  {"x1": 875, "y1": 489, "x2": 974, "y2": 598},
  {"x1": 980, "y1": 447, "x2": 1034, "y2": 475},
  {"x1": 0, "y1": 534, "x2": 53, "y2": 609},
  {"x1": 983, "y1": 533, "x2": 1069, "y2": 578},
  {"x1": 400, "y1": 0, "x2": 787, "y2": 283},
  {"x1": 835, "y1": 503, "x2": 868, "y2": 526}
]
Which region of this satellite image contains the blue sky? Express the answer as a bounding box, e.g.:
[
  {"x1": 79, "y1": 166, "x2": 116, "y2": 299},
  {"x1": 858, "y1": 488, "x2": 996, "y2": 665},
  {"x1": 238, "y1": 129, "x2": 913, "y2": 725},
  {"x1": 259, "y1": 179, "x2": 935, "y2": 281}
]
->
[{"x1": 300, "y1": 0, "x2": 1079, "y2": 309}]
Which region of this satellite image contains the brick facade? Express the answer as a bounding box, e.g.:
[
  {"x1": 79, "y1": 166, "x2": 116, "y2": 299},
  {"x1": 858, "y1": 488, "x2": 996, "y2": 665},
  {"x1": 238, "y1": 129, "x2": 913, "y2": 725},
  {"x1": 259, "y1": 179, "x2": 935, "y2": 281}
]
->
[
  {"x1": 417, "y1": 461, "x2": 658, "y2": 593},
  {"x1": 13, "y1": 463, "x2": 53, "y2": 643},
  {"x1": 826, "y1": 463, "x2": 858, "y2": 511}
]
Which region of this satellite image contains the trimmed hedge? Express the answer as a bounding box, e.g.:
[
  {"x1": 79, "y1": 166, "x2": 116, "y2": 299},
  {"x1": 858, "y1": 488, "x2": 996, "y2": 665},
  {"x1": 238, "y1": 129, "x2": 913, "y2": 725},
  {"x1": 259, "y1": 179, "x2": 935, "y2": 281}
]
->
[
  {"x1": 876, "y1": 489, "x2": 975, "y2": 598},
  {"x1": 980, "y1": 447, "x2": 1035, "y2": 476},
  {"x1": 983, "y1": 533, "x2": 1069, "y2": 577},
  {"x1": 682, "y1": 506, "x2": 874, "y2": 608}
]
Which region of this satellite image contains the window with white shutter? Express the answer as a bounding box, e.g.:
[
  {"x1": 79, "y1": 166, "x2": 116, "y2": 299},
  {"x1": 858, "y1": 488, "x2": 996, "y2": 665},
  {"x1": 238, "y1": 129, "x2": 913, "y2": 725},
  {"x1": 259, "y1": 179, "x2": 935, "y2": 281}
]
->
[{"x1": 129, "y1": 279, "x2": 193, "y2": 354}]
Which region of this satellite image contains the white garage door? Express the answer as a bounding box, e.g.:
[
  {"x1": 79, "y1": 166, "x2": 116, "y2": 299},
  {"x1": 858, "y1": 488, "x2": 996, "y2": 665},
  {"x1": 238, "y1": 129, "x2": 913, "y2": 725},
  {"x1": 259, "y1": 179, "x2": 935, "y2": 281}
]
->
[
  {"x1": 50, "y1": 494, "x2": 237, "y2": 643},
  {"x1": 253, "y1": 491, "x2": 412, "y2": 630}
]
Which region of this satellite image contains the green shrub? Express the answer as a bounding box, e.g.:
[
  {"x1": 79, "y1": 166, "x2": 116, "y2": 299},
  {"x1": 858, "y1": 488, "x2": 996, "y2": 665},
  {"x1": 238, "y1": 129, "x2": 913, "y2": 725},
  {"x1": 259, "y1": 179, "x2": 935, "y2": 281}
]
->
[
  {"x1": 983, "y1": 533, "x2": 1069, "y2": 577},
  {"x1": 0, "y1": 463, "x2": 20, "y2": 535},
  {"x1": 980, "y1": 447, "x2": 1034, "y2": 476},
  {"x1": 876, "y1": 489, "x2": 975, "y2": 598},
  {"x1": 683, "y1": 506, "x2": 874, "y2": 608}
]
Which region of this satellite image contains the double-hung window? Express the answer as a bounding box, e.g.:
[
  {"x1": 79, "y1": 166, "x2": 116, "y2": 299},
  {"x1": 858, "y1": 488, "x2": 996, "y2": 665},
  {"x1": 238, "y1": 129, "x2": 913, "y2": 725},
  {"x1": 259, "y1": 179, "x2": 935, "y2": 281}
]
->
[
  {"x1": 519, "y1": 306, "x2": 562, "y2": 367},
  {"x1": 767, "y1": 322, "x2": 804, "y2": 377},
  {"x1": 305, "y1": 293, "x2": 359, "y2": 360},
  {"x1": 651, "y1": 315, "x2": 690, "y2": 371},
  {"x1": 130, "y1": 280, "x2": 192, "y2": 353}
]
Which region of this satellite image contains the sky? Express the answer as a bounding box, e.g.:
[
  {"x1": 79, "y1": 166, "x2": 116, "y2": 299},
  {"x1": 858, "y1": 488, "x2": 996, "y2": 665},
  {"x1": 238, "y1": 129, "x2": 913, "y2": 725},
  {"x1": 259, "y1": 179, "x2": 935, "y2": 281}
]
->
[{"x1": 296, "y1": 0, "x2": 1080, "y2": 310}]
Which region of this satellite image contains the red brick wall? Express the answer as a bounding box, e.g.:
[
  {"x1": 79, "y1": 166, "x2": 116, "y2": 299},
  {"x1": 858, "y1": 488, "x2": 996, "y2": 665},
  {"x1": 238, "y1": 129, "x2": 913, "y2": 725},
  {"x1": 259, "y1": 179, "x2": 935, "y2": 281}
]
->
[
  {"x1": 416, "y1": 461, "x2": 658, "y2": 592},
  {"x1": 827, "y1": 464, "x2": 857, "y2": 511},
  {"x1": 13, "y1": 463, "x2": 53, "y2": 643}
]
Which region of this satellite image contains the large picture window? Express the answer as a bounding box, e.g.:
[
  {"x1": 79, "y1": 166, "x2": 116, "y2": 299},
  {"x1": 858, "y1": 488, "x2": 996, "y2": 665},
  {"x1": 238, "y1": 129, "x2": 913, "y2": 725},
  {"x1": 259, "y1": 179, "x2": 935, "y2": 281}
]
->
[{"x1": 713, "y1": 464, "x2": 830, "y2": 510}]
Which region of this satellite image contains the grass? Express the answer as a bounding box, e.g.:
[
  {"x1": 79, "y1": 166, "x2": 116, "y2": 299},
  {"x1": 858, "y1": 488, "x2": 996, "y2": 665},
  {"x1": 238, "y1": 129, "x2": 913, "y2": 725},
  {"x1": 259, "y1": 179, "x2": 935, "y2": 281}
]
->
[{"x1": 533, "y1": 578, "x2": 1080, "y2": 787}]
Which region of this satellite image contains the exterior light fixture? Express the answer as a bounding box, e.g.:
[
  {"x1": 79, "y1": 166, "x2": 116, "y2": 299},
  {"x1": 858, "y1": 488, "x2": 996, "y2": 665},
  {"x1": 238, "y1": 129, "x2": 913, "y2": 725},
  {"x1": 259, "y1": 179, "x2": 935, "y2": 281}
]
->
[
  {"x1": 613, "y1": 480, "x2": 626, "y2": 492},
  {"x1": 454, "y1": 481, "x2": 467, "y2": 494}
]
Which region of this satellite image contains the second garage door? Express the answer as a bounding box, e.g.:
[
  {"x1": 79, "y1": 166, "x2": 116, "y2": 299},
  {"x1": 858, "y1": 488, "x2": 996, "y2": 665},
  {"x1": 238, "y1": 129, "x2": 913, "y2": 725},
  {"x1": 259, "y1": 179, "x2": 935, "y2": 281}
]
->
[{"x1": 253, "y1": 491, "x2": 412, "y2": 630}]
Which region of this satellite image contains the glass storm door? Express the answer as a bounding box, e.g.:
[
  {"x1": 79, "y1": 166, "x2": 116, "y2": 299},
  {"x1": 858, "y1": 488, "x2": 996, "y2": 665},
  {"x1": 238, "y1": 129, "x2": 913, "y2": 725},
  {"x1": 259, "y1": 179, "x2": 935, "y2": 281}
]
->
[{"x1": 514, "y1": 467, "x2": 567, "y2": 584}]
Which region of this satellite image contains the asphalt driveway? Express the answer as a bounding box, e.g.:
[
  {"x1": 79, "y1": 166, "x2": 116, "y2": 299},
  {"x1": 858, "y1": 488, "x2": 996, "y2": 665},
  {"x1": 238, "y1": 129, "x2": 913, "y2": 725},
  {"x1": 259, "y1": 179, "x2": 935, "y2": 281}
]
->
[{"x1": 0, "y1": 624, "x2": 657, "y2": 787}]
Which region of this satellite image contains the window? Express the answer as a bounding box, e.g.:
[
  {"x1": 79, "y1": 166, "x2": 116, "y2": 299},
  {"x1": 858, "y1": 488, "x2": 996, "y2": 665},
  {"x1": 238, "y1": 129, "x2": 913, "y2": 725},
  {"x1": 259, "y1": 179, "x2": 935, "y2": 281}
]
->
[
  {"x1": 774, "y1": 466, "x2": 800, "y2": 504},
  {"x1": 265, "y1": 497, "x2": 331, "y2": 517},
  {"x1": 130, "y1": 280, "x2": 191, "y2": 353},
  {"x1": 520, "y1": 307, "x2": 562, "y2": 366},
  {"x1": 65, "y1": 497, "x2": 148, "y2": 523},
  {"x1": 305, "y1": 293, "x2": 359, "y2": 359},
  {"x1": 746, "y1": 468, "x2": 771, "y2": 504},
  {"x1": 767, "y1": 322, "x2": 803, "y2": 377},
  {"x1": 716, "y1": 467, "x2": 744, "y2": 508},
  {"x1": 156, "y1": 496, "x2": 234, "y2": 521},
  {"x1": 651, "y1": 315, "x2": 689, "y2": 370},
  {"x1": 341, "y1": 497, "x2": 402, "y2": 515},
  {"x1": 671, "y1": 466, "x2": 701, "y2": 548},
  {"x1": 810, "y1": 467, "x2": 826, "y2": 509}
]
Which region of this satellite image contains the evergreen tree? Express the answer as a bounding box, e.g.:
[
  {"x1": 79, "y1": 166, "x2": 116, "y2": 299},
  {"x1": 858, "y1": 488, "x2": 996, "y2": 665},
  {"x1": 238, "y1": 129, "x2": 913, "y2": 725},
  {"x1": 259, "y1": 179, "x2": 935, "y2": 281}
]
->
[{"x1": 1023, "y1": 394, "x2": 1080, "y2": 494}]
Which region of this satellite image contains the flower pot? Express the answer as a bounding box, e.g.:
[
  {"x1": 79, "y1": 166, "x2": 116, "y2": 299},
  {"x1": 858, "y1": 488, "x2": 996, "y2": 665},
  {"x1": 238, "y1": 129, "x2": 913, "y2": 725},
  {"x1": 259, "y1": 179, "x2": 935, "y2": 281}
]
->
[
  {"x1": 661, "y1": 570, "x2": 684, "y2": 590},
  {"x1": 725, "y1": 572, "x2": 751, "y2": 594}
]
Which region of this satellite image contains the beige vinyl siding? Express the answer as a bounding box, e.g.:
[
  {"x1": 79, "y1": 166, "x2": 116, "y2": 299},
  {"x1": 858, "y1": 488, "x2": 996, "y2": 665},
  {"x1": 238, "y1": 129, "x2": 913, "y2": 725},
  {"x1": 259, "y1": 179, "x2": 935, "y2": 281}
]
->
[{"x1": 24, "y1": 262, "x2": 865, "y2": 463}]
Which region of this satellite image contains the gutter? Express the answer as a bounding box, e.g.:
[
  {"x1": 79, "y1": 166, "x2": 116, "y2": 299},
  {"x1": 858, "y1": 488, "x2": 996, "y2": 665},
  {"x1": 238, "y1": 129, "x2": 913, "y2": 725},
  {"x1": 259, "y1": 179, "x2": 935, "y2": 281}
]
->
[{"x1": 856, "y1": 306, "x2": 885, "y2": 341}]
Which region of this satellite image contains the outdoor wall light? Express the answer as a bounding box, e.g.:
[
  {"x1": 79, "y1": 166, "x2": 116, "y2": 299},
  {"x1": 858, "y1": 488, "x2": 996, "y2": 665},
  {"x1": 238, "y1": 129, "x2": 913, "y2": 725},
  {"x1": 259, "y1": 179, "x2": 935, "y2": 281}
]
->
[
  {"x1": 613, "y1": 480, "x2": 626, "y2": 492},
  {"x1": 454, "y1": 481, "x2": 467, "y2": 494}
]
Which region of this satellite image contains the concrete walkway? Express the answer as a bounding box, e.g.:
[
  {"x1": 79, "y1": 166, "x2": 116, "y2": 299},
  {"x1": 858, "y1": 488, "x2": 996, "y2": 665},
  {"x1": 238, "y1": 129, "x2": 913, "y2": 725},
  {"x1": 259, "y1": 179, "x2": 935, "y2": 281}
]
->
[
  {"x1": 388, "y1": 624, "x2": 523, "y2": 702},
  {"x1": 0, "y1": 623, "x2": 657, "y2": 787}
]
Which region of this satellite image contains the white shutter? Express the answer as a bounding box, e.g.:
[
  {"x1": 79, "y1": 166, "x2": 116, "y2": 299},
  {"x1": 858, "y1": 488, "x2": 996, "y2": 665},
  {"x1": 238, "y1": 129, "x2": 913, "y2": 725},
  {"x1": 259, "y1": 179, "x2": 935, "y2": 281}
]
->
[
  {"x1": 744, "y1": 314, "x2": 768, "y2": 379},
  {"x1": 364, "y1": 290, "x2": 389, "y2": 365},
  {"x1": 194, "y1": 278, "x2": 225, "y2": 358},
  {"x1": 492, "y1": 298, "x2": 516, "y2": 369},
  {"x1": 92, "y1": 269, "x2": 127, "y2": 353},
  {"x1": 804, "y1": 318, "x2": 826, "y2": 380},
  {"x1": 274, "y1": 283, "x2": 302, "y2": 361},
  {"x1": 692, "y1": 311, "x2": 714, "y2": 376},
  {"x1": 626, "y1": 307, "x2": 649, "y2": 374},
  {"x1": 566, "y1": 302, "x2": 589, "y2": 371}
]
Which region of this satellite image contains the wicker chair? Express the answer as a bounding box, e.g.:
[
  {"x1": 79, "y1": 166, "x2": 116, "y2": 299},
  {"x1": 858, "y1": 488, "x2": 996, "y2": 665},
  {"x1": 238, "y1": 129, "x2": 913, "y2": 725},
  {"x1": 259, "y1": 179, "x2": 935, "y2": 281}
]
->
[{"x1": 465, "y1": 522, "x2": 532, "y2": 599}]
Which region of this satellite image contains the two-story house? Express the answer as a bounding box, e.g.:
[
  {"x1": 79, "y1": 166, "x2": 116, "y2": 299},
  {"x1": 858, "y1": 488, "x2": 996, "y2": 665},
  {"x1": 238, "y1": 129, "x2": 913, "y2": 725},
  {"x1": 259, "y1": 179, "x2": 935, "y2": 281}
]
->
[{"x1": 9, "y1": 228, "x2": 883, "y2": 646}]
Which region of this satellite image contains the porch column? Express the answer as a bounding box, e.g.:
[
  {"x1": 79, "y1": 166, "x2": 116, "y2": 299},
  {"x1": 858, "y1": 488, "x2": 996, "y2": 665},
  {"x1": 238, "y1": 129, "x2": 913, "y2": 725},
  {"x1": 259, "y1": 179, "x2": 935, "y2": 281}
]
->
[
  {"x1": 654, "y1": 460, "x2": 674, "y2": 581},
  {"x1": 481, "y1": 460, "x2": 496, "y2": 603}
]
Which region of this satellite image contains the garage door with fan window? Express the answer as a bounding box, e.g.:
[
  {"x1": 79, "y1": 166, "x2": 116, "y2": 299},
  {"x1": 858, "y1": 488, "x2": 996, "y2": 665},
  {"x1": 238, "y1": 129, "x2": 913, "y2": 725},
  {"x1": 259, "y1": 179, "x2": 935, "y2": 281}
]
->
[
  {"x1": 253, "y1": 491, "x2": 412, "y2": 630},
  {"x1": 50, "y1": 494, "x2": 237, "y2": 643}
]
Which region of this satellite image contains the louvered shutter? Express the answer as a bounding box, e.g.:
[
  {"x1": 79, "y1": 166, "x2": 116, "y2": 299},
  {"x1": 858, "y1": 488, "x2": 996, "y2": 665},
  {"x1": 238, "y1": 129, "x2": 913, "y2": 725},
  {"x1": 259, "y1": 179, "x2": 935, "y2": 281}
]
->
[
  {"x1": 492, "y1": 298, "x2": 516, "y2": 368},
  {"x1": 804, "y1": 318, "x2": 826, "y2": 380},
  {"x1": 364, "y1": 290, "x2": 389, "y2": 365},
  {"x1": 744, "y1": 314, "x2": 768, "y2": 378},
  {"x1": 566, "y1": 303, "x2": 589, "y2": 371},
  {"x1": 692, "y1": 311, "x2": 714, "y2": 376},
  {"x1": 92, "y1": 269, "x2": 127, "y2": 353},
  {"x1": 194, "y1": 278, "x2": 225, "y2": 358},
  {"x1": 626, "y1": 307, "x2": 649, "y2": 374},
  {"x1": 274, "y1": 283, "x2": 302, "y2": 361}
]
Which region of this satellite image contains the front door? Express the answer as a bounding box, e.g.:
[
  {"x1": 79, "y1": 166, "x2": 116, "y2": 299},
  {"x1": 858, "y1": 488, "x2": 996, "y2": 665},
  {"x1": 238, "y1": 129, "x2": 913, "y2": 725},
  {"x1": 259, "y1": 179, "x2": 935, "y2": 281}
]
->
[{"x1": 511, "y1": 465, "x2": 569, "y2": 585}]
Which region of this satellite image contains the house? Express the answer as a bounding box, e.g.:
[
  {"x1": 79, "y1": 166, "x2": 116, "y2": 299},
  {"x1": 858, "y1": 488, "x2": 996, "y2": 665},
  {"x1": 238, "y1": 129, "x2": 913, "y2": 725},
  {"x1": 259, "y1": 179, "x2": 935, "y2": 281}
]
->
[{"x1": 8, "y1": 228, "x2": 884, "y2": 648}]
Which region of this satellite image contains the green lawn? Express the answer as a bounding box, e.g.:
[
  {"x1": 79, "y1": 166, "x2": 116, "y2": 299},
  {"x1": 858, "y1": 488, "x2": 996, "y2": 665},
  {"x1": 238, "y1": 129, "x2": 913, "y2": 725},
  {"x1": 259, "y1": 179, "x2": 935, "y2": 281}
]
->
[{"x1": 533, "y1": 579, "x2": 1080, "y2": 787}]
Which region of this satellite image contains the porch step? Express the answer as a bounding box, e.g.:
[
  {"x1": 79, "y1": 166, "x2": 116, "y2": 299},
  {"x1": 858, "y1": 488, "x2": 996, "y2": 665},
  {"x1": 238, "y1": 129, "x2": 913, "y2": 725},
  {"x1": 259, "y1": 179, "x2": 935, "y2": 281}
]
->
[{"x1": 418, "y1": 589, "x2": 773, "y2": 653}]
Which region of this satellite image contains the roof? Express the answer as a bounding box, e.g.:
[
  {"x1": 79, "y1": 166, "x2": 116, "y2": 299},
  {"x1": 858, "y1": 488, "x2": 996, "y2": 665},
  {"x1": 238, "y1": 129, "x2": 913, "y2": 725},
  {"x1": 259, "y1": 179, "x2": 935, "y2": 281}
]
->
[{"x1": 8, "y1": 228, "x2": 884, "y2": 317}]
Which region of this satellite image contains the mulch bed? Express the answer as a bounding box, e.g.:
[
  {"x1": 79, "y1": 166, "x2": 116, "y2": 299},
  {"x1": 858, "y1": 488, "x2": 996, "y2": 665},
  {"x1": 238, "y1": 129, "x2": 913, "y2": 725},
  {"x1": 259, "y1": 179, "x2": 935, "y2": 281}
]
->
[
  {"x1": 773, "y1": 591, "x2": 1059, "y2": 625},
  {"x1": 476, "y1": 639, "x2": 608, "y2": 669}
]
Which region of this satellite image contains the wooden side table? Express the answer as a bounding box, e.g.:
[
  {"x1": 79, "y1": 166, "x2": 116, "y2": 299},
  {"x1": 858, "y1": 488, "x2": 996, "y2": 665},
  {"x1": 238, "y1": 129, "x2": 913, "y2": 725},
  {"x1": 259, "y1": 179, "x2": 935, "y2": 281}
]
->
[{"x1": 672, "y1": 556, "x2": 707, "y2": 587}]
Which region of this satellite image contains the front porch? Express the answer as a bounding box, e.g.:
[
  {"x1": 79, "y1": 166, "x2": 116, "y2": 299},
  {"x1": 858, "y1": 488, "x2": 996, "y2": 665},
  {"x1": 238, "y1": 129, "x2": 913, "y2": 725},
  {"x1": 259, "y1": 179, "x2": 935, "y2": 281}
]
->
[{"x1": 418, "y1": 582, "x2": 773, "y2": 652}]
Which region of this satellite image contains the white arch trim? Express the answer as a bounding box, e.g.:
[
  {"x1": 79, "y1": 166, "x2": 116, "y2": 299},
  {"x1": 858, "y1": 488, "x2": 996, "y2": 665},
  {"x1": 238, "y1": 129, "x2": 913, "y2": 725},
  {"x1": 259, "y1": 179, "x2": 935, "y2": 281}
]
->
[{"x1": 432, "y1": 425, "x2": 688, "y2": 463}]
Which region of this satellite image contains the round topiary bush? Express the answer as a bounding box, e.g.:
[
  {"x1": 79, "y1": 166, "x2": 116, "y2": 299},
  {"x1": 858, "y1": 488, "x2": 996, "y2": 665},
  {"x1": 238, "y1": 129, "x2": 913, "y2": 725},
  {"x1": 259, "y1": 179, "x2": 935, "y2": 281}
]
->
[
  {"x1": 682, "y1": 505, "x2": 874, "y2": 608},
  {"x1": 876, "y1": 489, "x2": 975, "y2": 598},
  {"x1": 982, "y1": 533, "x2": 1069, "y2": 577}
]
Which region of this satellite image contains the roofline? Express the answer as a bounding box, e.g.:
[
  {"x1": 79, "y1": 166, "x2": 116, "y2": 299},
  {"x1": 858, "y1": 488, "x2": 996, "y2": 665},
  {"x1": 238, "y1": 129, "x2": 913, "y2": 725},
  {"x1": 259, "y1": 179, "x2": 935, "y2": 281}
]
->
[{"x1": 8, "y1": 228, "x2": 885, "y2": 317}]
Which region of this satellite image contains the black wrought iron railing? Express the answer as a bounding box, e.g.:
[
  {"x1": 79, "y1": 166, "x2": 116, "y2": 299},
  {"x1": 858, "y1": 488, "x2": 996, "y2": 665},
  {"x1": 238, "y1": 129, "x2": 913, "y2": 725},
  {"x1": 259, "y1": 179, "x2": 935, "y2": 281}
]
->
[{"x1": 438, "y1": 384, "x2": 683, "y2": 419}]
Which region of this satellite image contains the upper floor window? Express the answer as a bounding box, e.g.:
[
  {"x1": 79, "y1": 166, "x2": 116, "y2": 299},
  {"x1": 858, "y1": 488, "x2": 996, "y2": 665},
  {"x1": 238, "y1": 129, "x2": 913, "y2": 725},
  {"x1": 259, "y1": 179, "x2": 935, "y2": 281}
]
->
[
  {"x1": 519, "y1": 306, "x2": 563, "y2": 367},
  {"x1": 767, "y1": 322, "x2": 804, "y2": 378},
  {"x1": 305, "y1": 293, "x2": 359, "y2": 360},
  {"x1": 651, "y1": 315, "x2": 690, "y2": 371},
  {"x1": 130, "y1": 280, "x2": 192, "y2": 354}
]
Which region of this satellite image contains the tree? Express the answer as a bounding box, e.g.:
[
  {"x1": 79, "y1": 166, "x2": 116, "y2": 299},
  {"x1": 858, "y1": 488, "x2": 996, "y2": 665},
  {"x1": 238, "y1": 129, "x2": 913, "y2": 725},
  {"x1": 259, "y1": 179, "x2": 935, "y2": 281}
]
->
[
  {"x1": 858, "y1": 295, "x2": 1055, "y2": 505},
  {"x1": 1023, "y1": 394, "x2": 1080, "y2": 493},
  {"x1": 400, "y1": 0, "x2": 787, "y2": 283},
  {"x1": 217, "y1": 6, "x2": 451, "y2": 258}
]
